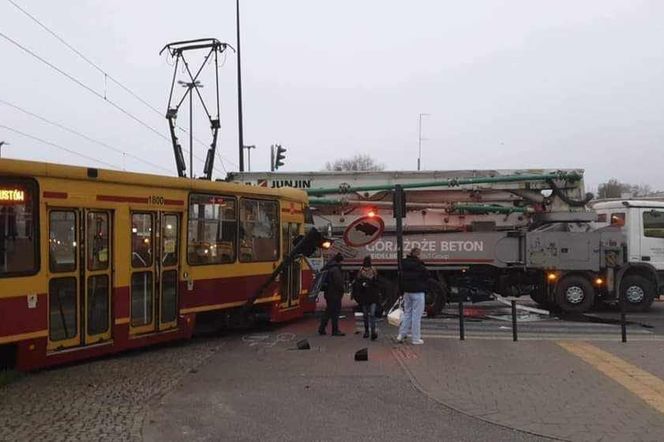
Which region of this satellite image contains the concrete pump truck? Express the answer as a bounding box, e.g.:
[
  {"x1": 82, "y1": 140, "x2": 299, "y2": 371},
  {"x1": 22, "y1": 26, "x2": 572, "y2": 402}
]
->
[{"x1": 229, "y1": 169, "x2": 663, "y2": 314}]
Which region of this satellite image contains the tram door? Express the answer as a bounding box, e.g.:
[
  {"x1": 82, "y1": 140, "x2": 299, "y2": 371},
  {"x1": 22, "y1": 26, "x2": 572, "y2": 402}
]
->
[
  {"x1": 280, "y1": 222, "x2": 301, "y2": 309},
  {"x1": 48, "y1": 209, "x2": 112, "y2": 350},
  {"x1": 129, "y1": 212, "x2": 179, "y2": 335}
]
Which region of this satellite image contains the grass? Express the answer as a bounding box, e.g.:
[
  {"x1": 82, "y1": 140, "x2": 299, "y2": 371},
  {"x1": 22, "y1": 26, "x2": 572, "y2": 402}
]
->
[{"x1": 0, "y1": 370, "x2": 20, "y2": 387}]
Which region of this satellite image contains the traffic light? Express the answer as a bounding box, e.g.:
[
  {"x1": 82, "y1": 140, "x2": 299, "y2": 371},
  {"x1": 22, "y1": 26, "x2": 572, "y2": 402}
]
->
[
  {"x1": 293, "y1": 228, "x2": 332, "y2": 257},
  {"x1": 274, "y1": 144, "x2": 287, "y2": 170}
]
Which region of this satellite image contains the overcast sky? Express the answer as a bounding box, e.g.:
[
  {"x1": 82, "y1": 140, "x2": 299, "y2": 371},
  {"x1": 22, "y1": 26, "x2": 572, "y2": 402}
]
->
[{"x1": 1, "y1": 0, "x2": 663, "y2": 191}]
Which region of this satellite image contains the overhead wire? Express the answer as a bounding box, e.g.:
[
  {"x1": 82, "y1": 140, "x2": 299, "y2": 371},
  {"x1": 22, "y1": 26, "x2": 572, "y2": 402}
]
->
[
  {"x1": 7, "y1": 0, "x2": 163, "y2": 115},
  {"x1": 0, "y1": 30, "x2": 169, "y2": 142},
  {"x1": 5, "y1": 0, "x2": 236, "y2": 173},
  {"x1": 0, "y1": 29, "x2": 222, "y2": 175},
  {"x1": 0, "y1": 123, "x2": 121, "y2": 169},
  {"x1": 0, "y1": 98, "x2": 173, "y2": 174}
]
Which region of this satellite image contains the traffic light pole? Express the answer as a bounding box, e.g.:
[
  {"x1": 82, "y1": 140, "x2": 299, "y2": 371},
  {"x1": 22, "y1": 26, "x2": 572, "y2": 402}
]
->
[{"x1": 270, "y1": 145, "x2": 275, "y2": 172}]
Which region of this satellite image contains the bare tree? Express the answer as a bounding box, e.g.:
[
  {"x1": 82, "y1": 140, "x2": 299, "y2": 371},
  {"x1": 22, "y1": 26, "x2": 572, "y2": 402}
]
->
[
  {"x1": 324, "y1": 154, "x2": 384, "y2": 172},
  {"x1": 630, "y1": 184, "x2": 653, "y2": 197},
  {"x1": 597, "y1": 179, "x2": 658, "y2": 199}
]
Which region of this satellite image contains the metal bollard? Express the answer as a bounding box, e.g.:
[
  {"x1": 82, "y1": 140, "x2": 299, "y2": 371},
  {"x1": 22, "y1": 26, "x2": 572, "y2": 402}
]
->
[
  {"x1": 620, "y1": 295, "x2": 627, "y2": 343},
  {"x1": 458, "y1": 300, "x2": 465, "y2": 341},
  {"x1": 511, "y1": 300, "x2": 518, "y2": 342}
]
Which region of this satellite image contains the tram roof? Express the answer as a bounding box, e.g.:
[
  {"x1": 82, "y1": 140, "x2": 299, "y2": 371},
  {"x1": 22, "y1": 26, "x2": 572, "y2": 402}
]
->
[{"x1": 0, "y1": 158, "x2": 308, "y2": 202}]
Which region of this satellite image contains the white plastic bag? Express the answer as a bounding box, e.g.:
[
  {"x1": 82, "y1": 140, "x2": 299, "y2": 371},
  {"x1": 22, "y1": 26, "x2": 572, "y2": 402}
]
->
[{"x1": 387, "y1": 297, "x2": 404, "y2": 327}]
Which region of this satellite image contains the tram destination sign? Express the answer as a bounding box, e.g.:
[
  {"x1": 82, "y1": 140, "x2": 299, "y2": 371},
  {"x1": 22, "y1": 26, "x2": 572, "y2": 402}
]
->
[{"x1": 0, "y1": 188, "x2": 25, "y2": 204}]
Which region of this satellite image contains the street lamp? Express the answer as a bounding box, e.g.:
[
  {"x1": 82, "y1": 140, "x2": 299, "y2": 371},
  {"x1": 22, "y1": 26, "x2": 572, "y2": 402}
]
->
[
  {"x1": 178, "y1": 80, "x2": 203, "y2": 178},
  {"x1": 0, "y1": 141, "x2": 9, "y2": 158},
  {"x1": 417, "y1": 113, "x2": 430, "y2": 171}
]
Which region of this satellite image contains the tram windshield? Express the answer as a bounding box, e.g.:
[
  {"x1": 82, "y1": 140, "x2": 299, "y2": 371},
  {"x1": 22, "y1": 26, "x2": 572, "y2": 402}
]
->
[{"x1": 0, "y1": 179, "x2": 38, "y2": 277}]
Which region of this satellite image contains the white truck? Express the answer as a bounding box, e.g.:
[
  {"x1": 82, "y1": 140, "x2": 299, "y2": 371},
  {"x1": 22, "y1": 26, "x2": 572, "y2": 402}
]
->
[
  {"x1": 590, "y1": 200, "x2": 664, "y2": 309},
  {"x1": 227, "y1": 170, "x2": 663, "y2": 314}
]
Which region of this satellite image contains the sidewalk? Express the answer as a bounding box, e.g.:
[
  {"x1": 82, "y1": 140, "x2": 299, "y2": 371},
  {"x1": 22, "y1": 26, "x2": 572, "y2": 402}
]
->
[
  {"x1": 392, "y1": 336, "x2": 664, "y2": 441},
  {"x1": 143, "y1": 305, "x2": 664, "y2": 441},
  {"x1": 143, "y1": 311, "x2": 543, "y2": 442}
]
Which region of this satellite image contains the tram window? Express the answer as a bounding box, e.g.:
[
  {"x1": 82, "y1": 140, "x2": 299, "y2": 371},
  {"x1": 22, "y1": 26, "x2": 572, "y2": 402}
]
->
[
  {"x1": 131, "y1": 272, "x2": 153, "y2": 327},
  {"x1": 87, "y1": 275, "x2": 109, "y2": 335},
  {"x1": 188, "y1": 194, "x2": 237, "y2": 265},
  {"x1": 87, "y1": 212, "x2": 109, "y2": 271},
  {"x1": 161, "y1": 270, "x2": 178, "y2": 323},
  {"x1": 49, "y1": 277, "x2": 77, "y2": 341},
  {"x1": 49, "y1": 211, "x2": 77, "y2": 273},
  {"x1": 131, "y1": 213, "x2": 153, "y2": 268},
  {"x1": 0, "y1": 179, "x2": 38, "y2": 277},
  {"x1": 162, "y1": 214, "x2": 178, "y2": 267},
  {"x1": 240, "y1": 199, "x2": 279, "y2": 262},
  {"x1": 644, "y1": 210, "x2": 664, "y2": 238}
]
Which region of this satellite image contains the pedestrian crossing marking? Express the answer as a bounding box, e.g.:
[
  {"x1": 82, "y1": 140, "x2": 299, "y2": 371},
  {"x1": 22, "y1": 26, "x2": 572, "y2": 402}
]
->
[{"x1": 559, "y1": 341, "x2": 664, "y2": 415}]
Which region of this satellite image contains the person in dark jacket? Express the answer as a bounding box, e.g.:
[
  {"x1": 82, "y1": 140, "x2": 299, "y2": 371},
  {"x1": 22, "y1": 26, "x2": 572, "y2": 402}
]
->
[
  {"x1": 318, "y1": 253, "x2": 346, "y2": 336},
  {"x1": 353, "y1": 255, "x2": 380, "y2": 340},
  {"x1": 397, "y1": 247, "x2": 428, "y2": 345}
]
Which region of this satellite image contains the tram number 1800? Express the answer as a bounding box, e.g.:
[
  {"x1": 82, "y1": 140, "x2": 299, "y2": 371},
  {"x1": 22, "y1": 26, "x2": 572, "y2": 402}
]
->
[{"x1": 149, "y1": 195, "x2": 165, "y2": 205}]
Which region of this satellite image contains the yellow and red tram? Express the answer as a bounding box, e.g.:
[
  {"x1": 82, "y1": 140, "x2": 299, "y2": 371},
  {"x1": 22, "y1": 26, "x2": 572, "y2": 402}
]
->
[{"x1": 0, "y1": 158, "x2": 315, "y2": 371}]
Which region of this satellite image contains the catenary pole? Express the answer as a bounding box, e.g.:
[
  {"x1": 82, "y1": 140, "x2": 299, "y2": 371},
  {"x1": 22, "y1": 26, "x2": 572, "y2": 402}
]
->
[{"x1": 236, "y1": 0, "x2": 245, "y2": 171}]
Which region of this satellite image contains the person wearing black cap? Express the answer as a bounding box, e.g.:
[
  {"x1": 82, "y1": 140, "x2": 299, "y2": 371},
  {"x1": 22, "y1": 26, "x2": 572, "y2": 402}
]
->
[{"x1": 318, "y1": 253, "x2": 346, "y2": 336}]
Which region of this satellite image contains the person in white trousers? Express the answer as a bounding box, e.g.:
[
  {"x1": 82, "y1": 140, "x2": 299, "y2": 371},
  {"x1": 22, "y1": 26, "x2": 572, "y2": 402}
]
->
[{"x1": 397, "y1": 248, "x2": 429, "y2": 345}]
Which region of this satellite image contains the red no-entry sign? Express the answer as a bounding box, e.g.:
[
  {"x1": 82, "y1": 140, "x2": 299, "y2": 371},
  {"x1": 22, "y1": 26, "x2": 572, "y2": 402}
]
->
[{"x1": 343, "y1": 215, "x2": 385, "y2": 247}]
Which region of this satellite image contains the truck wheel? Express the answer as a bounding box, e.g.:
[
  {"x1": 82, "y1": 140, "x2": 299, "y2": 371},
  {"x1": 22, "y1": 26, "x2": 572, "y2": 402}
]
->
[
  {"x1": 555, "y1": 275, "x2": 595, "y2": 313},
  {"x1": 620, "y1": 275, "x2": 656, "y2": 312},
  {"x1": 426, "y1": 278, "x2": 449, "y2": 317}
]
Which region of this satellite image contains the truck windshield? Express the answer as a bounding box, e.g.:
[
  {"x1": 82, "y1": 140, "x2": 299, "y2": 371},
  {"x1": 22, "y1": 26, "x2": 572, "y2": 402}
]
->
[
  {"x1": 644, "y1": 210, "x2": 664, "y2": 238},
  {"x1": 0, "y1": 178, "x2": 38, "y2": 277}
]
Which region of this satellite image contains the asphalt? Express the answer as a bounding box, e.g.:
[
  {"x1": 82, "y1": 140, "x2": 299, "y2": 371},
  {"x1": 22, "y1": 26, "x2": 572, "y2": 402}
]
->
[
  {"x1": 143, "y1": 316, "x2": 546, "y2": 442},
  {"x1": 143, "y1": 299, "x2": 664, "y2": 442},
  {"x1": 4, "y1": 297, "x2": 664, "y2": 441}
]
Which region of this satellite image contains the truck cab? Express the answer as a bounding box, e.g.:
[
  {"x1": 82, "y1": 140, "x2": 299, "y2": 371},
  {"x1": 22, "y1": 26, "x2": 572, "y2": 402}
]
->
[{"x1": 592, "y1": 200, "x2": 664, "y2": 302}]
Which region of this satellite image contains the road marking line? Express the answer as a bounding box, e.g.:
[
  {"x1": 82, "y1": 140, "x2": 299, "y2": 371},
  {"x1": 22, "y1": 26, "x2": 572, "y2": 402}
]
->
[{"x1": 558, "y1": 341, "x2": 664, "y2": 415}]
